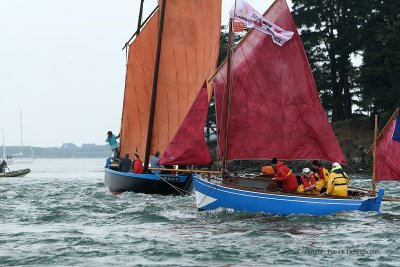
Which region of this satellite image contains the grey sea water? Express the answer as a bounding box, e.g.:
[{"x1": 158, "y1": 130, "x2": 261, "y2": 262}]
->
[{"x1": 1, "y1": 158, "x2": 399, "y2": 266}]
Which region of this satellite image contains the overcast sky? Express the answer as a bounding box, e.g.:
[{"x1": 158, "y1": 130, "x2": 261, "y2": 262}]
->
[{"x1": 0, "y1": 0, "x2": 292, "y2": 148}]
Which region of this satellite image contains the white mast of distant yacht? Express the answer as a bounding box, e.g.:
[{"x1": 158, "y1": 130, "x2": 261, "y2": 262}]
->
[
  {"x1": 20, "y1": 111, "x2": 24, "y2": 157},
  {"x1": 2, "y1": 128, "x2": 5, "y2": 159}
]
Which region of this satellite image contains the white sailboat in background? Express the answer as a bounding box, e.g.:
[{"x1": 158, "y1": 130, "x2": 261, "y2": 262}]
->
[
  {"x1": 12, "y1": 112, "x2": 35, "y2": 164},
  {"x1": 1, "y1": 128, "x2": 14, "y2": 165}
]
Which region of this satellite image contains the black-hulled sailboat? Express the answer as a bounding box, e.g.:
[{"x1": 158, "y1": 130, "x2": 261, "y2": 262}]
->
[{"x1": 104, "y1": 0, "x2": 221, "y2": 194}]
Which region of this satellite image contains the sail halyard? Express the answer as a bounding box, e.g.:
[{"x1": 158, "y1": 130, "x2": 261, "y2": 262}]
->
[{"x1": 119, "y1": 0, "x2": 222, "y2": 163}]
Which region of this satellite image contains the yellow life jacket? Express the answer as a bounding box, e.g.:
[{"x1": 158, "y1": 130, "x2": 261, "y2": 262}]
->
[{"x1": 327, "y1": 167, "x2": 349, "y2": 197}]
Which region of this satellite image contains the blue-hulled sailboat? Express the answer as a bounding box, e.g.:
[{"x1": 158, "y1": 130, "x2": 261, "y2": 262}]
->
[{"x1": 185, "y1": 0, "x2": 384, "y2": 214}]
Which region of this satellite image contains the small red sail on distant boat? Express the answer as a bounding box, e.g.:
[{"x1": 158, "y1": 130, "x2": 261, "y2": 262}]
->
[
  {"x1": 375, "y1": 108, "x2": 400, "y2": 181},
  {"x1": 159, "y1": 83, "x2": 213, "y2": 166}
]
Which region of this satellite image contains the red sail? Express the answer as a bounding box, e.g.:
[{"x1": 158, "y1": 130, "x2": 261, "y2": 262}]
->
[
  {"x1": 214, "y1": 0, "x2": 346, "y2": 162},
  {"x1": 159, "y1": 84, "x2": 212, "y2": 165},
  {"x1": 376, "y1": 113, "x2": 400, "y2": 181}
]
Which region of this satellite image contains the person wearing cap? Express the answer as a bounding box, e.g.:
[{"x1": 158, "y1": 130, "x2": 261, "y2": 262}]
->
[
  {"x1": 327, "y1": 162, "x2": 349, "y2": 197},
  {"x1": 297, "y1": 168, "x2": 320, "y2": 194},
  {"x1": 132, "y1": 153, "x2": 144, "y2": 174},
  {"x1": 271, "y1": 158, "x2": 298, "y2": 193},
  {"x1": 312, "y1": 160, "x2": 329, "y2": 191},
  {"x1": 105, "y1": 131, "x2": 120, "y2": 159}
]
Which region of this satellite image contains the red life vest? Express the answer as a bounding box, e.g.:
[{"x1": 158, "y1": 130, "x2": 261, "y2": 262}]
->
[
  {"x1": 301, "y1": 175, "x2": 316, "y2": 188},
  {"x1": 318, "y1": 167, "x2": 325, "y2": 181},
  {"x1": 133, "y1": 160, "x2": 144, "y2": 174}
]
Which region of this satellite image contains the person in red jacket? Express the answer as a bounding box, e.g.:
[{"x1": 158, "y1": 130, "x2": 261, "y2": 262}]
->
[
  {"x1": 132, "y1": 153, "x2": 144, "y2": 174},
  {"x1": 271, "y1": 158, "x2": 298, "y2": 192}
]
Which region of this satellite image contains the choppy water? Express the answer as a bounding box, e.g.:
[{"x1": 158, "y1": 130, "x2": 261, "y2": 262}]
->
[{"x1": 1, "y1": 159, "x2": 399, "y2": 266}]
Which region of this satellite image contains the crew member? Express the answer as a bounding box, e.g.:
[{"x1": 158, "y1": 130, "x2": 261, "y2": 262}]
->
[
  {"x1": 327, "y1": 162, "x2": 349, "y2": 197},
  {"x1": 271, "y1": 158, "x2": 298, "y2": 193},
  {"x1": 105, "y1": 131, "x2": 120, "y2": 159},
  {"x1": 132, "y1": 153, "x2": 144, "y2": 174},
  {"x1": 150, "y1": 150, "x2": 164, "y2": 174},
  {"x1": 119, "y1": 154, "x2": 132, "y2": 172},
  {"x1": 297, "y1": 167, "x2": 320, "y2": 194},
  {"x1": 312, "y1": 160, "x2": 329, "y2": 190}
]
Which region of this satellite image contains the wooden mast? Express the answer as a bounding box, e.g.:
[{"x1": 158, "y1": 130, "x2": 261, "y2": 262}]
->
[
  {"x1": 372, "y1": 114, "x2": 378, "y2": 194},
  {"x1": 144, "y1": 0, "x2": 167, "y2": 172},
  {"x1": 136, "y1": 0, "x2": 145, "y2": 33},
  {"x1": 122, "y1": 4, "x2": 158, "y2": 50},
  {"x1": 222, "y1": 17, "x2": 234, "y2": 173}
]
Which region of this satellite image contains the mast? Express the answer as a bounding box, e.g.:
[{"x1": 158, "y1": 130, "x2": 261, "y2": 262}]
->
[
  {"x1": 144, "y1": 0, "x2": 167, "y2": 172},
  {"x1": 136, "y1": 0, "x2": 145, "y2": 34},
  {"x1": 221, "y1": 0, "x2": 238, "y2": 173},
  {"x1": 222, "y1": 18, "x2": 234, "y2": 172},
  {"x1": 20, "y1": 111, "x2": 24, "y2": 157},
  {"x1": 2, "y1": 129, "x2": 5, "y2": 159},
  {"x1": 372, "y1": 114, "x2": 378, "y2": 194}
]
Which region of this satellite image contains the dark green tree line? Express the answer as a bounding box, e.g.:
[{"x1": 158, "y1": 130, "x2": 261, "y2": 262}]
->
[
  {"x1": 359, "y1": 0, "x2": 400, "y2": 114},
  {"x1": 292, "y1": 0, "x2": 400, "y2": 119}
]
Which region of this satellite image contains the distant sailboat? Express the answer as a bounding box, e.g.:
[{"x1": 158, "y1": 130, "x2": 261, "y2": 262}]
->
[
  {"x1": 104, "y1": 0, "x2": 222, "y2": 194},
  {"x1": 12, "y1": 112, "x2": 35, "y2": 164},
  {"x1": 1, "y1": 129, "x2": 14, "y2": 165},
  {"x1": 163, "y1": 0, "x2": 384, "y2": 215}
]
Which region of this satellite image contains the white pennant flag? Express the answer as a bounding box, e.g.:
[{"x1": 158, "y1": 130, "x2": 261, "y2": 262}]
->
[{"x1": 230, "y1": 0, "x2": 294, "y2": 46}]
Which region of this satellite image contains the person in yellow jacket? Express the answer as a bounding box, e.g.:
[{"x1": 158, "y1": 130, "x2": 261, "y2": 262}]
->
[
  {"x1": 297, "y1": 167, "x2": 322, "y2": 195},
  {"x1": 327, "y1": 162, "x2": 350, "y2": 197},
  {"x1": 312, "y1": 160, "x2": 329, "y2": 190}
]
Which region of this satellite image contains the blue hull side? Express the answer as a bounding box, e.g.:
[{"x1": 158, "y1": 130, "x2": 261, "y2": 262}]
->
[
  {"x1": 105, "y1": 167, "x2": 194, "y2": 195},
  {"x1": 194, "y1": 176, "x2": 384, "y2": 215}
]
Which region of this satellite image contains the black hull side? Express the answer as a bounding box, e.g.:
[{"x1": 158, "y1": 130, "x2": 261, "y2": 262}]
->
[{"x1": 104, "y1": 168, "x2": 193, "y2": 195}]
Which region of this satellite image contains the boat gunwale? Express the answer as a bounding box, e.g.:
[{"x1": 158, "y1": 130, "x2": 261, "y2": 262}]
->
[
  {"x1": 195, "y1": 176, "x2": 377, "y2": 204},
  {"x1": 105, "y1": 167, "x2": 190, "y2": 182}
]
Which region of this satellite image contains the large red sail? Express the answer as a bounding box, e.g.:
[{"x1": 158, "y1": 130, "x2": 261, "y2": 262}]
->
[
  {"x1": 159, "y1": 84, "x2": 212, "y2": 165},
  {"x1": 214, "y1": 0, "x2": 346, "y2": 162},
  {"x1": 376, "y1": 111, "x2": 400, "y2": 181}
]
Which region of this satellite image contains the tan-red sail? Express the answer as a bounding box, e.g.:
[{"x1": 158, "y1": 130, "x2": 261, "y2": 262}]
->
[
  {"x1": 120, "y1": 0, "x2": 221, "y2": 159},
  {"x1": 376, "y1": 108, "x2": 400, "y2": 181},
  {"x1": 214, "y1": 0, "x2": 346, "y2": 162}
]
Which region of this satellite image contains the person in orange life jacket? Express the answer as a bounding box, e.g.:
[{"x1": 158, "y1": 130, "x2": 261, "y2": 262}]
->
[
  {"x1": 271, "y1": 158, "x2": 298, "y2": 192},
  {"x1": 312, "y1": 160, "x2": 329, "y2": 190},
  {"x1": 297, "y1": 167, "x2": 320, "y2": 194},
  {"x1": 132, "y1": 153, "x2": 144, "y2": 174}
]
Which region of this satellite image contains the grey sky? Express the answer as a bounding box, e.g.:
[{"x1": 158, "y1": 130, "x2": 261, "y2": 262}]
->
[{"x1": 0, "y1": 0, "x2": 291, "y2": 147}]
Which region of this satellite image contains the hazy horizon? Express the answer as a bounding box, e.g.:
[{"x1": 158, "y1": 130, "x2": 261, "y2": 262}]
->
[{"x1": 1, "y1": 0, "x2": 291, "y2": 147}]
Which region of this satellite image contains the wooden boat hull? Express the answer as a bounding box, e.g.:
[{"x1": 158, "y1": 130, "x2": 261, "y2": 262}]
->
[
  {"x1": 104, "y1": 167, "x2": 194, "y2": 195},
  {"x1": 0, "y1": 168, "x2": 31, "y2": 178},
  {"x1": 193, "y1": 176, "x2": 384, "y2": 215}
]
